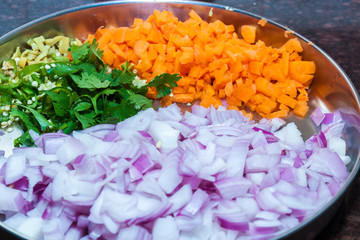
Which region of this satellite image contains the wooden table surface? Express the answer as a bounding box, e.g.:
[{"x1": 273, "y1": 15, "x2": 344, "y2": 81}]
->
[{"x1": 0, "y1": 0, "x2": 359, "y2": 239}]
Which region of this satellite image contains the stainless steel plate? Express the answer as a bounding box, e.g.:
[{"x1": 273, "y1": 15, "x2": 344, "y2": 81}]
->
[{"x1": 0, "y1": 1, "x2": 359, "y2": 239}]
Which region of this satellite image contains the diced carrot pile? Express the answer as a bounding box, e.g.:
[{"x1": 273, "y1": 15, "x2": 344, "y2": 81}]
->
[{"x1": 87, "y1": 9, "x2": 316, "y2": 119}]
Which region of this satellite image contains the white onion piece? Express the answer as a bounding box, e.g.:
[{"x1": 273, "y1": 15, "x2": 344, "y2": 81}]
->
[
  {"x1": 327, "y1": 137, "x2": 346, "y2": 157},
  {"x1": 166, "y1": 184, "x2": 192, "y2": 215},
  {"x1": 42, "y1": 218, "x2": 66, "y2": 240},
  {"x1": 56, "y1": 137, "x2": 86, "y2": 165},
  {"x1": 158, "y1": 152, "x2": 183, "y2": 194},
  {"x1": 3, "y1": 212, "x2": 27, "y2": 229},
  {"x1": 310, "y1": 107, "x2": 326, "y2": 126},
  {"x1": 16, "y1": 217, "x2": 44, "y2": 239},
  {"x1": 214, "y1": 177, "x2": 251, "y2": 200},
  {"x1": 148, "y1": 120, "x2": 180, "y2": 152},
  {"x1": 274, "y1": 122, "x2": 304, "y2": 149},
  {"x1": 0, "y1": 183, "x2": 25, "y2": 211},
  {"x1": 181, "y1": 189, "x2": 208, "y2": 217},
  {"x1": 256, "y1": 188, "x2": 292, "y2": 214},
  {"x1": 307, "y1": 148, "x2": 349, "y2": 181},
  {"x1": 64, "y1": 227, "x2": 84, "y2": 240},
  {"x1": 117, "y1": 225, "x2": 151, "y2": 240},
  {"x1": 153, "y1": 216, "x2": 179, "y2": 240},
  {"x1": 5, "y1": 154, "x2": 26, "y2": 185},
  {"x1": 255, "y1": 211, "x2": 280, "y2": 221}
]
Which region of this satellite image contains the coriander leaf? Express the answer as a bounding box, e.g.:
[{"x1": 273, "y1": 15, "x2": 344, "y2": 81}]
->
[
  {"x1": 68, "y1": 91, "x2": 80, "y2": 106},
  {"x1": 0, "y1": 71, "x2": 10, "y2": 82},
  {"x1": 147, "y1": 73, "x2": 181, "y2": 98},
  {"x1": 110, "y1": 67, "x2": 136, "y2": 87},
  {"x1": 75, "y1": 62, "x2": 98, "y2": 74},
  {"x1": 89, "y1": 39, "x2": 104, "y2": 63},
  {"x1": 94, "y1": 88, "x2": 117, "y2": 99},
  {"x1": 90, "y1": 88, "x2": 117, "y2": 114},
  {"x1": 101, "y1": 116, "x2": 121, "y2": 124},
  {"x1": 70, "y1": 42, "x2": 91, "y2": 64},
  {"x1": 73, "y1": 102, "x2": 92, "y2": 112},
  {"x1": 106, "y1": 101, "x2": 138, "y2": 122},
  {"x1": 127, "y1": 94, "x2": 153, "y2": 110},
  {"x1": 96, "y1": 68, "x2": 113, "y2": 83},
  {"x1": 19, "y1": 105, "x2": 54, "y2": 131},
  {"x1": 0, "y1": 90, "x2": 12, "y2": 105},
  {"x1": 14, "y1": 130, "x2": 34, "y2": 147},
  {"x1": 44, "y1": 90, "x2": 70, "y2": 117},
  {"x1": 117, "y1": 88, "x2": 135, "y2": 100},
  {"x1": 50, "y1": 63, "x2": 80, "y2": 77},
  {"x1": 74, "y1": 111, "x2": 97, "y2": 129},
  {"x1": 61, "y1": 120, "x2": 76, "y2": 134},
  {"x1": 11, "y1": 108, "x2": 39, "y2": 133},
  {"x1": 51, "y1": 62, "x2": 98, "y2": 78},
  {"x1": 71, "y1": 72, "x2": 110, "y2": 90}
]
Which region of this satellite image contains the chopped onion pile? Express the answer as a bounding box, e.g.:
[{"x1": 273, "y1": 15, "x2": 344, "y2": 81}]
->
[{"x1": 0, "y1": 104, "x2": 350, "y2": 240}]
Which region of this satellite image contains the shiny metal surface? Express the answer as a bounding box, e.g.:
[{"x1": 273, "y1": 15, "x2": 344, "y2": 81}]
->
[{"x1": 0, "y1": 1, "x2": 359, "y2": 239}]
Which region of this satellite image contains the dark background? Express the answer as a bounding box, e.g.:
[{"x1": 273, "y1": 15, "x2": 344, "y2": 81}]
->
[{"x1": 0, "y1": 0, "x2": 359, "y2": 239}]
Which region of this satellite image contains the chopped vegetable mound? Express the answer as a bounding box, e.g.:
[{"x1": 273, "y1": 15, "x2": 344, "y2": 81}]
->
[
  {"x1": 0, "y1": 36, "x2": 180, "y2": 146},
  {"x1": 88, "y1": 9, "x2": 316, "y2": 119}
]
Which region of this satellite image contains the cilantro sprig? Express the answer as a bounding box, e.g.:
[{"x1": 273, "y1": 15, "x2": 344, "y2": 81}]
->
[{"x1": 1, "y1": 39, "x2": 180, "y2": 146}]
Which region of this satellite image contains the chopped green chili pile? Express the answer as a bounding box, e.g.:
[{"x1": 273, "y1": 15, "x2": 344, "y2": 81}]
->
[{"x1": 0, "y1": 39, "x2": 180, "y2": 147}]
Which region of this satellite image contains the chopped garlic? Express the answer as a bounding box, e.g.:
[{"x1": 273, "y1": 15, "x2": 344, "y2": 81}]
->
[
  {"x1": 31, "y1": 81, "x2": 39, "y2": 87},
  {"x1": 59, "y1": 37, "x2": 70, "y2": 54},
  {"x1": 132, "y1": 76, "x2": 147, "y2": 88},
  {"x1": 209, "y1": 8, "x2": 213, "y2": 17}
]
